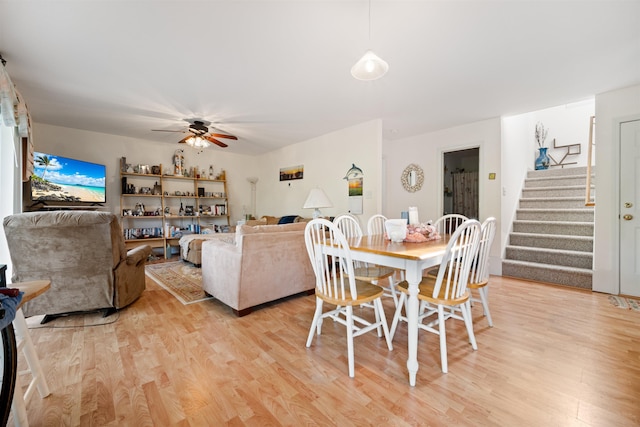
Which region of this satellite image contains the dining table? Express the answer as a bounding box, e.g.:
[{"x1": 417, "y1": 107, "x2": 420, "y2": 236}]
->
[{"x1": 344, "y1": 233, "x2": 451, "y2": 386}]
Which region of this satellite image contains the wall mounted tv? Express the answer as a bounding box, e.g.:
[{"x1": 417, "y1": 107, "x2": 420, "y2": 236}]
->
[{"x1": 30, "y1": 152, "x2": 106, "y2": 204}]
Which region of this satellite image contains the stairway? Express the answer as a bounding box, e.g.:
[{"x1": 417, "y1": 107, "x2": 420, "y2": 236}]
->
[{"x1": 502, "y1": 166, "x2": 594, "y2": 289}]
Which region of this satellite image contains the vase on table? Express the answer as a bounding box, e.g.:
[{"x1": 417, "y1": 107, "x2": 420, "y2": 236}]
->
[{"x1": 535, "y1": 147, "x2": 550, "y2": 170}]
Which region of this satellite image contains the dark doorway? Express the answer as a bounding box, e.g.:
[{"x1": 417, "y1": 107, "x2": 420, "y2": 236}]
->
[{"x1": 443, "y1": 147, "x2": 480, "y2": 219}]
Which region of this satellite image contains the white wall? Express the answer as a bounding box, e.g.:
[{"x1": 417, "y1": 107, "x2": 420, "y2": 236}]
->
[
  {"x1": 32, "y1": 120, "x2": 383, "y2": 226},
  {"x1": 383, "y1": 118, "x2": 502, "y2": 273},
  {"x1": 593, "y1": 84, "x2": 640, "y2": 294},
  {"x1": 500, "y1": 115, "x2": 535, "y2": 256},
  {"x1": 255, "y1": 120, "x2": 382, "y2": 222},
  {"x1": 32, "y1": 123, "x2": 259, "y2": 225},
  {"x1": 527, "y1": 100, "x2": 595, "y2": 167}
]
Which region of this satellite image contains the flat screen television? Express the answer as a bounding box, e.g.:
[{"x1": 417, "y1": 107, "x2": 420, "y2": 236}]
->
[{"x1": 30, "y1": 152, "x2": 106, "y2": 204}]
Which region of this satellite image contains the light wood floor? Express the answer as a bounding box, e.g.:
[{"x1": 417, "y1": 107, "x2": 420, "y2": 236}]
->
[{"x1": 11, "y1": 275, "x2": 640, "y2": 426}]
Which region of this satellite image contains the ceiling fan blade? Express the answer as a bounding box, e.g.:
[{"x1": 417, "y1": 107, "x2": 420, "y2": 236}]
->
[
  {"x1": 205, "y1": 136, "x2": 228, "y2": 148},
  {"x1": 178, "y1": 135, "x2": 192, "y2": 144},
  {"x1": 209, "y1": 133, "x2": 238, "y2": 140},
  {"x1": 151, "y1": 129, "x2": 185, "y2": 133}
]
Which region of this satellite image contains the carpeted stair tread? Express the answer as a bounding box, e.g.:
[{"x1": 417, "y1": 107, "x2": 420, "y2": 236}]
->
[
  {"x1": 520, "y1": 196, "x2": 590, "y2": 202},
  {"x1": 505, "y1": 245, "x2": 593, "y2": 257},
  {"x1": 505, "y1": 245, "x2": 593, "y2": 269},
  {"x1": 501, "y1": 260, "x2": 592, "y2": 289},
  {"x1": 502, "y1": 259, "x2": 592, "y2": 274},
  {"x1": 509, "y1": 232, "x2": 593, "y2": 241},
  {"x1": 515, "y1": 208, "x2": 594, "y2": 222},
  {"x1": 512, "y1": 220, "x2": 594, "y2": 236}
]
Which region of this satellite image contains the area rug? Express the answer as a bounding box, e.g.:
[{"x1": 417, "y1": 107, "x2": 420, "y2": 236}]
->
[
  {"x1": 608, "y1": 295, "x2": 640, "y2": 312},
  {"x1": 145, "y1": 261, "x2": 212, "y2": 305}
]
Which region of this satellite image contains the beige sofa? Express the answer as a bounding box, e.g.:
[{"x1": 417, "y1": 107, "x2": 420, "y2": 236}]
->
[
  {"x1": 3, "y1": 210, "x2": 151, "y2": 318},
  {"x1": 201, "y1": 222, "x2": 315, "y2": 316},
  {"x1": 180, "y1": 216, "x2": 311, "y2": 266}
]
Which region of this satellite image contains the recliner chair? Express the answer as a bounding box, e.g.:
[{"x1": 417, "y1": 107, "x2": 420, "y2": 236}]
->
[{"x1": 3, "y1": 210, "x2": 151, "y2": 319}]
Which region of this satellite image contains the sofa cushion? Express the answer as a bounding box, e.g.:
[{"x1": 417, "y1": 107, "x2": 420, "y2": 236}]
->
[
  {"x1": 237, "y1": 222, "x2": 306, "y2": 236},
  {"x1": 260, "y1": 215, "x2": 281, "y2": 225}
]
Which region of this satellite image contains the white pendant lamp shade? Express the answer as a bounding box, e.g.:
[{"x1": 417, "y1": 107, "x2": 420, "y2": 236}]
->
[{"x1": 351, "y1": 50, "x2": 389, "y2": 81}]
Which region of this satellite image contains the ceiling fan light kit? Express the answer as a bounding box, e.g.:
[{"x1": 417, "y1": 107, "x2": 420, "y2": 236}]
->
[{"x1": 152, "y1": 119, "x2": 238, "y2": 149}]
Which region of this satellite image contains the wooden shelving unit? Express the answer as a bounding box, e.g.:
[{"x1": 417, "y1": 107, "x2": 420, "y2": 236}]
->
[{"x1": 120, "y1": 163, "x2": 230, "y2": 258}]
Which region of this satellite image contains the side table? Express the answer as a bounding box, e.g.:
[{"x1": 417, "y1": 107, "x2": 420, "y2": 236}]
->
[{"x1": 9, "y1": 280, "x2": 51, "y2": 427}]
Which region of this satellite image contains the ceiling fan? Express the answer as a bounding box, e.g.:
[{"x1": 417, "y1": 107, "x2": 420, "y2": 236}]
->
[{"x1": 152, "y1": 119, "x2": 238, "y2": 148}]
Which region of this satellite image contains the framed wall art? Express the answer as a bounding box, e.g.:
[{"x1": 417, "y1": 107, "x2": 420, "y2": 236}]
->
[{"x1": 279, "y1": 165, "x2": 304, "y2": 181}]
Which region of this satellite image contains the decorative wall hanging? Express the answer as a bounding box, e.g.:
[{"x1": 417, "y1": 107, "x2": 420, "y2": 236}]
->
[
  {"x1": 344, "y1": 163, "x2": 363, "y2": 214},
  {"x1": 279, "y1": 165, "x2": 303, "y2": 181},
  {"x1": 401, "y1": 164, "x2": 424, "y2": 192}
]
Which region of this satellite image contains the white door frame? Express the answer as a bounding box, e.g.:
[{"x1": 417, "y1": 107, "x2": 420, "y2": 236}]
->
[{"x1": 440, "y1": 144, "x2": 482, "y2": 219}]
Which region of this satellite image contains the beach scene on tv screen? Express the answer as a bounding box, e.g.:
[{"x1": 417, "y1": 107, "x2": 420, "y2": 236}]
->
[{"x1": 31, "y1": 152, "x2": 106, "y2": 203}]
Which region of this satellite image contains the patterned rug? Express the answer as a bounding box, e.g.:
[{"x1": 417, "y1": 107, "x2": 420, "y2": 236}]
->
[
  {"x1": 145, "y1": 261, "x2": 212, "y2": 305},
  {"x1": 608, "y1": 295, "x2": 640, "y2": 312}
]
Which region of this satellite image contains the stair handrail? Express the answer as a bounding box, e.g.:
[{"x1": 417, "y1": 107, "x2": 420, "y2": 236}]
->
[{"x1": 585, "y1": 116, "x2": 595, "y2": 207}]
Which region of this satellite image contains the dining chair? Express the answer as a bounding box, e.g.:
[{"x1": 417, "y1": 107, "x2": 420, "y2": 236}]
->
[
  {"x1": 432, "y1": 213, "x2": 469, "y2": 235},
  {"x1": 423, "y1": 213, "x2": 469, "y2": 277},
  {"x1": 424, "y1": 216, "x2": 497, "y2": 327},
  {"x1": 466, "y1": 217, "x2": 497, "y2": 327},
  {"x1": 366, "y1": 214, "x2": 387, "y2": 236},
  {"x1": 389, "y1": 219, "x2": 482, "y2": 374},
  {"x1": 304, "y1": 219, "x2": 393, "y2": 378},
  {"x1": 367, "y1": 213, "x2": 406, "y2": 286},
  {"x1": 334, "y1": 215, "x2": 398, "y2": 307}
]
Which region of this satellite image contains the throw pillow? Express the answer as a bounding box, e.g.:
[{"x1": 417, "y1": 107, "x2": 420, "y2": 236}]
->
[{"x1": 278, "y1": 215, "x2": 299, "y2": 224}]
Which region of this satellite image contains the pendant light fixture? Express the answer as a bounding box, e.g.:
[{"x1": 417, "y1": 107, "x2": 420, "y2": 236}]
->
[{"x1": 351, "y1": 0, "x2": 388, "y2": 81}]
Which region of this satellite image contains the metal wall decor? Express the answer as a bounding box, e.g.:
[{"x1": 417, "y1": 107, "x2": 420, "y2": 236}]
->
[{"x1": 401, "y1": 164, "x2": 424, "y2": 192}]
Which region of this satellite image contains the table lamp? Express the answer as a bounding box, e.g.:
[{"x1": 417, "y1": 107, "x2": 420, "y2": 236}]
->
[{"x1": 303, "y1": 188, "x2": 333, "y2": 219}]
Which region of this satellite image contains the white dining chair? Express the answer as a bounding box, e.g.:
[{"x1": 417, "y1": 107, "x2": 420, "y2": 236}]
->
[
  {"x1": 366, "y1": 214, "x2": 387, "y2": 236},
  {"x1": 367, "y1": 213, "x2": 405, "y2": 290},
  {"x1": 432, "y1": 213, "x2": 468, "y2": 235},
  {"x1": 334, "y1": 215, "x2": 398, "y2": 307},
  {"x1": 466, "y1": 217, "x2": 497, "y2": 327},
  {"x1": 304, "y1": 219, "x2": 393, "y2": 378},
  {"x1": 390, "y1": 219, "x2": 482, "y2": 373}
]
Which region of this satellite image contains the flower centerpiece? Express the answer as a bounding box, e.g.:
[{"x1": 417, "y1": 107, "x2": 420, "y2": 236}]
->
[
  {"x1": 534, "y1": 121, "x2": 550, "y2": 170},
  {"x1": 404, "y1": 223, "x2": 440, "y2": 243}
]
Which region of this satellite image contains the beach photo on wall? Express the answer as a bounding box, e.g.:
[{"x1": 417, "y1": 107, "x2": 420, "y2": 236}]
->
[{"x1": 31, "y1": 152, "x2": 107, "y2": 203}]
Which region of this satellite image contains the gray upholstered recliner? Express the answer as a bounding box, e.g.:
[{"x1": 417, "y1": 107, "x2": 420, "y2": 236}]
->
[{"x1": 3, "y1": 210, "x2": 151, "y2": 318}]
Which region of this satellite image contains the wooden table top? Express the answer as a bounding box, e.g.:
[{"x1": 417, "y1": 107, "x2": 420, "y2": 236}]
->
[
  {"x1": 12, "y1": 280, "x2": 51, "y2": 307},
  {"x1": 345, "y1": 234, "x2": 451, "y2": 261}
]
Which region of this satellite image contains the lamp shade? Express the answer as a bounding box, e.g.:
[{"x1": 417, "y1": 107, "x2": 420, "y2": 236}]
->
[
  {"x1": 351, "y1": 50, "x2": 389, "y2": 81},
  {"x1": 303, "y1": 188, "x2": 333, "y2": 218}
]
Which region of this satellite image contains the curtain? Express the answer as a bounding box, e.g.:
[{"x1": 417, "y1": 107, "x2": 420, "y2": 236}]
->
[
  {"x1": 452, "y1": 171, "x2": 478, "y2": 219},
  {"x1": 0, "y1": 63, "x2": 33, "y2": 181}
]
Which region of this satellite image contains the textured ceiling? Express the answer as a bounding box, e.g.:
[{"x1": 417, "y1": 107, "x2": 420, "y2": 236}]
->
[{"x1": 1, "y1": 1, "x2": 639, "y2": 155}]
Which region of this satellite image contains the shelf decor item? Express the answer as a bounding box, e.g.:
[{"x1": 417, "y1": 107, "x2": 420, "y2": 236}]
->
[
  {"x1": 534, "y1": 122, "x2": 550, "y2": 170},
  {"x1": 535, "y1": 147, "x2": 550, "y2": 170}
]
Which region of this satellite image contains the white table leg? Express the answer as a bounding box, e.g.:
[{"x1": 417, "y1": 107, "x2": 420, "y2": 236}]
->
[{"x1": 405, "y1": 264, "x2": 421, "y2": 386}]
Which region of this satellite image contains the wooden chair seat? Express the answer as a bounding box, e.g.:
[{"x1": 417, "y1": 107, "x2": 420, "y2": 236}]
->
[
  {"x1": 397, "y1": 278, "x2": 471, "y2": 307},
  {"x1": 316, "y1": 279, "x2": 385, "y2": 307},
  {"x1": 351, "y1": 265, "x2": 395, "y2": 282}
]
